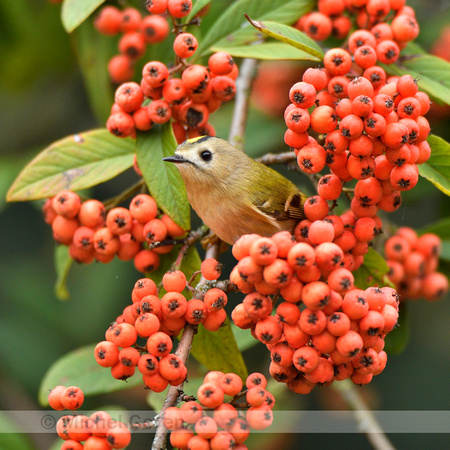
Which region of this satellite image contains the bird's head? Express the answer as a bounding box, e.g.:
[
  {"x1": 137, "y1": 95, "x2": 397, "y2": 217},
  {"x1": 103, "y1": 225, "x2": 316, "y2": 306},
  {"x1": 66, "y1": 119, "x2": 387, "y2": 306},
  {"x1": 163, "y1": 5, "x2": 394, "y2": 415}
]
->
[{"x1": 163, "y1": 136, "x2": 241, "y2": 187}]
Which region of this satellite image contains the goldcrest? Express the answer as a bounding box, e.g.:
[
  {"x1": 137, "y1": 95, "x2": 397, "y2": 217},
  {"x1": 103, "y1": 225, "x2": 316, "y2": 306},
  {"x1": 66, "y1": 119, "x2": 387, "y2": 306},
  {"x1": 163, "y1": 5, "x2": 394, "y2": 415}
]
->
[{"x1": 163, "y1": 136, "x2": 306, "y2": 244}]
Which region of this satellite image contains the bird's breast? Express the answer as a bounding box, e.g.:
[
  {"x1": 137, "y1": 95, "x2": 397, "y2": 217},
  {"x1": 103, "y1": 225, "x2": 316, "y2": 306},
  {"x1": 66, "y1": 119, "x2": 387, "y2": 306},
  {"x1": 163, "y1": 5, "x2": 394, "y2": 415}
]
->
[{"x1": 186, "y1": 185, "x2": 291, "y2": 244}]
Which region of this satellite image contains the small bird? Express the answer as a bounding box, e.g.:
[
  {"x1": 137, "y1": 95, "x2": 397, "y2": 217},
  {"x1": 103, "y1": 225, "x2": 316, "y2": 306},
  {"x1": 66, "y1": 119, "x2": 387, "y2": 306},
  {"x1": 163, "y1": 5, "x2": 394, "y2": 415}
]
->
[{"x1": 163, "y1": 136, "x2": 306, "y2": 245}]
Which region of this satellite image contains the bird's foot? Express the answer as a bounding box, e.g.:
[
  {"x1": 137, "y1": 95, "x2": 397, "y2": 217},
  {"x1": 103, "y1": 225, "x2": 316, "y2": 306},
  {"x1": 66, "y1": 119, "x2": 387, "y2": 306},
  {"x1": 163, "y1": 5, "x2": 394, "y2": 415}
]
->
[{"x1": 201, "y1": 232, "x2": 228, "y2": 254}]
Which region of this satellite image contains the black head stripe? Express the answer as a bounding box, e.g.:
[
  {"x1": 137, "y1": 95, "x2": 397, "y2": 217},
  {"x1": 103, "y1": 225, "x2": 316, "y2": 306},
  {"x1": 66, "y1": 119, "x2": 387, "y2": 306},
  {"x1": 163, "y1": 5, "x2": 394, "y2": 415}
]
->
[{"x1": 193, "y1": 135, "x2": 213, "y2": 145}]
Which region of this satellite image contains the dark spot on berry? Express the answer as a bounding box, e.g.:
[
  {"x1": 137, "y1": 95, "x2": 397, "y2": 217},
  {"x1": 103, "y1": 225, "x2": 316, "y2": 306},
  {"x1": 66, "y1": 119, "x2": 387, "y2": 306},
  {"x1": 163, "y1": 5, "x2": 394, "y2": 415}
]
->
[
  {"x1": 293, "y1": 92, "x2": 305, "y2": 104},
  {"x1": 146, "y1": 358, "x2": 156, "y2": 371},
  {"x1": 301, "y1": 158, "x2": 313, "y2": 169},
  {"x1": 277, "y1": 272, "x2": 288, "y2": 284},
  {"x1": 333, "y1": 83, "x2": 344, "y2": 94},
  {"x1": 261, "y1": 332, "x2": 274, "y2": 342},
  {"x1": 360, "y1": 356, "x2": 373, "y2": 367},
  {"x1": 333, "y1": 56, "x2": 343, "y2": 66},
  {"x1": 181, "y1": 1, "x2": 191, "y2": 12},
  {"x1": 370, "y1": 73, "x2": 381, "y2": 83},
  {"x1": 239, "y1": 271, "x2": 248, "y2": 282},
  {"x1": 309, "y1": 24, "x2": 318, "y2": 35},
  {"x1": 168, "y1": 300, "x2": 180, "y2": 312},
  {"x1": 169, "y1": 358, "x2": 180, "y2": 368},
  {"x1": 114, "y1": 216, "x2": 127, "y2": 228},
  {"x1": 397, "y1": 178, "x2": 410, "y2": 188},
  {"x1": 296, "y1": 356, "x2": 308, "y2": 367},
  {"x1": 367, "y1": 327, "x2": 380, "y2": 336},
  {"x1": 251, "y1": 298, "x2": 263, "y2": 310},
  {"x1": 186, "y1": 108, "x2": 203, "y2": 128},
  {"x1": 259, "y1": 244, "x2": 272, "y2": 255},
  {"x1": 385, "y1": 48, "x2": 397, "y2": 60},
  {"x1": 330, "y1": 313, "x2": 341, "y2": 323},
  {"x1": 357, "y1": 296, "x2": 367, "y2": 305},
  {"x1": 157, "y1": 342, "x2": 168, "y2": 353},
  {"x1": 307, "y1": 313, "x2": 318, "y2": 324},
  {"x1": 144, "y1": 26, "x2": 156, "y2": 37}
]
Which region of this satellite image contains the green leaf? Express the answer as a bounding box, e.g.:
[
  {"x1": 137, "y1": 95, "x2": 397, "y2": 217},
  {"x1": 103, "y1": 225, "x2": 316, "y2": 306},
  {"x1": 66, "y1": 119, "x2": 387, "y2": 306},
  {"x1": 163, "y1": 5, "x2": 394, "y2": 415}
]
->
[
  {"x1": 72, "y1": 20, "x2": 116, "y2": 123},
  {"x1": 353, "y1": 248, "x2": 394, "y2": 289},
  {"x1": 7, "y1": 129, "x2": 135, "y2": 202},
  {"x1": 384, "y1": 45, "x2": 450, "y2": 105},
  {"x1": 62, "y1": 0, "x2": 105, "y2": 33},
  {"x1": 54, "y1": 245, "x2": 73, "y2": 301},
  {"x1": 38, "y1": 344, "x2": 143, "y2": 406},
  {"x1": 384, "y1": 301, "x2": 409, "y2": 354},
  {"x1": 0, "y1": 412, "x2": 34, "y2": 450},
  {"x1": 190, "y1": 318, "x2": 248, "y2": 381},
  {"x1": 231, "y1": 323, "x2": 259, "y2": 352},
  {"x1": 418, "y1": 134, "x2": 450, "y2": 196},
  {"x1": 185, "y1": 0, "x2": 211, "y2": 22},
  {"x1": 136, "y1": 124, "x2": 190, "y2": 230},
  {"x1": 440, "y1": 240, "x2": 450, "y2": 262},
  {"x1": 244, "y1": 17, "x2": 323, "y2": 61},
  {"x1": 417, "y1": 217, "x2": 450, "y2": 239},
  {"x1": 197, "y1": 0, "x2": 315, "y2": 56},
  {"x1": 212, "y1": 41, "x2": 321, "y2": 61}
]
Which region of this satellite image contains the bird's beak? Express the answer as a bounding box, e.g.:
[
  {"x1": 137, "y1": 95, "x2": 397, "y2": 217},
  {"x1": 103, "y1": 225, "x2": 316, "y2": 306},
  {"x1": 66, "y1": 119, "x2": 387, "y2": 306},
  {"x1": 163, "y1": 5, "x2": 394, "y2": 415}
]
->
[{"x1": 163, "y1": 154, "x2": 186, "y2": 164}]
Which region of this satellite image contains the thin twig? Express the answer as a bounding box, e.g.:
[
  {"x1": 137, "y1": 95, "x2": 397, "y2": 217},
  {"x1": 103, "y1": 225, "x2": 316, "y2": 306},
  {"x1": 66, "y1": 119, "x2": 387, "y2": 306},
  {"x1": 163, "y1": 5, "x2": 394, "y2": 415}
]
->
[
  {"x1": 332, "y1": 379, "x2": 396, "y2": 450},
  {"x1": 256, "y1": 151, "x2": 297, "y2": 166},
  {"x1": 151, "y1": 244, "x2": 220, "y2": 450},
  {"x1": 228, "y1": 58, "x2": 258, "y2": 150},
  {"x1": 103, "y1": 179, "x2": 146, "y2": 211}
]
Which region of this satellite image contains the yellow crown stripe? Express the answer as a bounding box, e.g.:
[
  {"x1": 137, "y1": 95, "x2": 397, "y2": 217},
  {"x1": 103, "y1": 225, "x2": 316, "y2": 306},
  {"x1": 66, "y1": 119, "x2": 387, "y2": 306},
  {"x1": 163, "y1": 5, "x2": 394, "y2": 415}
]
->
[{"x1": 186, "y1": 135, "x2": 207, "y2": 144}]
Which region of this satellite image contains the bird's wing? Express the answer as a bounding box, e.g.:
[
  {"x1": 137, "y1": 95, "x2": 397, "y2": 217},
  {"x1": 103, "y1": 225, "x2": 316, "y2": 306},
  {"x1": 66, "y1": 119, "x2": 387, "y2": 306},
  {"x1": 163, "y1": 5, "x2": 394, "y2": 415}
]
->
[{"x1": 250, "y1": 188, "x2": 306, "y2": 223}]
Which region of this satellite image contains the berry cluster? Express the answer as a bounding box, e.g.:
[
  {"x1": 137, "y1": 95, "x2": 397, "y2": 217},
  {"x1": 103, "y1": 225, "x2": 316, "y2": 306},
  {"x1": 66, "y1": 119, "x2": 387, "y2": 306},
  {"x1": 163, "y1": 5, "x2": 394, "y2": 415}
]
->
[
  {"x1": 286, "y1": 66, "x2": 431, "y2": 218},
  {"x1": 94, "y1": 260, "x2": 227, "y2": 391},
  {"x1": 296, "y1": 0, "x2": 419, "y2": 49},
  {"x1": 94, "y1": 2, "x2": 195, "y2": 83},
  {"x1": 107, "y1": 50, "x2": 237, "y2": 142},
  {"x1": 385, "y1": 227, "x2": 448, "y2": 301},
  {"x1": 48, "y1": 386, "x2": 131, "y2": 449},
  {"x1": 102, "y1": 3, "x2": 237, "y2": 143},
  {"x1": 164, "y1": 371, "x2": 274, "y2": 449},
  {"x1": 230, "y1": 232, "x2": 397, "y2": 391},
  {"x1": 43, "y1": 190, "x2": 186, "y2": 272}
]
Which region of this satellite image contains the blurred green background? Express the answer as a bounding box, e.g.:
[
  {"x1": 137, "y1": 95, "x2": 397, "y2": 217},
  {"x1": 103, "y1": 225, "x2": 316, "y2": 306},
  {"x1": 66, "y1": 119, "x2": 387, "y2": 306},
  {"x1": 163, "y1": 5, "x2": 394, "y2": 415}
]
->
[{"x1": 0, "y1": 1, "x2": 449, "y2": 449}]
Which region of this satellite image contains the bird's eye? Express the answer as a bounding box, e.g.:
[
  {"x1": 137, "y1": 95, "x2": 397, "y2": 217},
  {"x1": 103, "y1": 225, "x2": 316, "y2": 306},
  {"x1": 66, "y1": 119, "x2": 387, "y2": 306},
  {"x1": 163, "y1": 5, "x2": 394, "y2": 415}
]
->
[{"x1": 200, "y1": 150, "x2": 212, "y2": 161}]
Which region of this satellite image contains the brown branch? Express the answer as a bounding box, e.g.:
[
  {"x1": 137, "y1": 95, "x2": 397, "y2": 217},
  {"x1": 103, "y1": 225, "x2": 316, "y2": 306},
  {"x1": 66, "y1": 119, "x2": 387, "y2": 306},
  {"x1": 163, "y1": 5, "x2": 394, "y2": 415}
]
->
[
  {"x1": 151, "y1": 243, "x2": 220, "y2": 450},
  {"x1": 228, "y1": 58, "x2": 258, "y2": 150},
  {"x1": 332, "y1": 380, "x2": 396, "y2": 450},
  {"x1": 151, "y1": 324, "x2": 197, "y2": 450}
]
